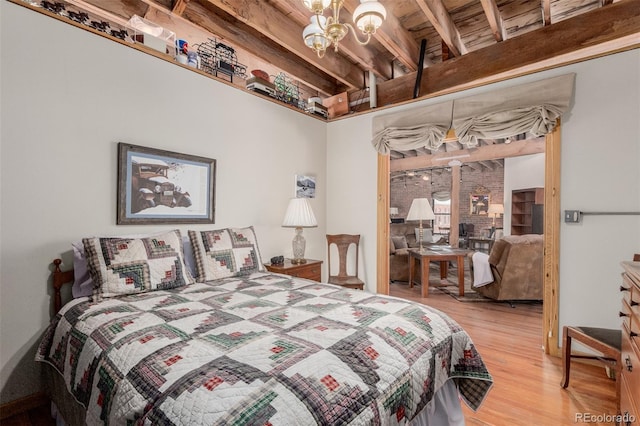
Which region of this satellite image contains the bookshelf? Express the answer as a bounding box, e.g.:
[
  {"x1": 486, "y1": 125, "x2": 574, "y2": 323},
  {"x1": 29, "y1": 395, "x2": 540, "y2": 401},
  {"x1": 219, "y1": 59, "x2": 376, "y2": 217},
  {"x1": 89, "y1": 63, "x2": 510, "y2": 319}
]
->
[{"x1": 511, "y1": 188, "x2": 544, "y2": 235}]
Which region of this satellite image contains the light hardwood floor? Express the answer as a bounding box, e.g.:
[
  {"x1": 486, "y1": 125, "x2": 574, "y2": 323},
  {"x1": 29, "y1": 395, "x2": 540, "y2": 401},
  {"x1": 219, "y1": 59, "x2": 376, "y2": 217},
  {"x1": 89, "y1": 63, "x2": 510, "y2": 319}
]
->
[{"x1": 390, "y1": 282, "x2": 617, "y2": 426}]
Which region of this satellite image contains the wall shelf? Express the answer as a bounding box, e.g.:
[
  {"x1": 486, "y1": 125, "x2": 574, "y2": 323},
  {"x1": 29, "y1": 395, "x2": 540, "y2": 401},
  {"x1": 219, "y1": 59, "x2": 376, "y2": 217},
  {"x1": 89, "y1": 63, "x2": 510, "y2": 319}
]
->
[{"x1": 511, "y1": 188, "x2": 544, "y2": 235}]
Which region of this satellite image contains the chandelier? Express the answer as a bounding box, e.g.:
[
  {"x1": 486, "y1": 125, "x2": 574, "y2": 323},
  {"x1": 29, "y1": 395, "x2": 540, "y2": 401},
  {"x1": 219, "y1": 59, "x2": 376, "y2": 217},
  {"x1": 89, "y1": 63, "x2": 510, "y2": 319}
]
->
[{"x1": 302, "y1": 0, "x2": 386, "y2": 58}]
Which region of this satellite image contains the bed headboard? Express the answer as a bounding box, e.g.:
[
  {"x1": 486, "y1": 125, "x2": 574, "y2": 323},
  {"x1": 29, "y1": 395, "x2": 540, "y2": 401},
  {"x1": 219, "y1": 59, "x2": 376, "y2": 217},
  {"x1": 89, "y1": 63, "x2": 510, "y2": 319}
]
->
[{"x1": 52, "y1": 259, "x2": 74, "y2": 314}]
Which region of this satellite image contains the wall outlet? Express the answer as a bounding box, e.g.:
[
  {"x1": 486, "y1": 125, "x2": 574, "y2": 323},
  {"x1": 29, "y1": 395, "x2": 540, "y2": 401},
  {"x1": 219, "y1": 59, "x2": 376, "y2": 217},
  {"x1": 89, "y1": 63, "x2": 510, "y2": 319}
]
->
[{"x1": 564, "y1": 210, "x2": 581, "y2": 223}]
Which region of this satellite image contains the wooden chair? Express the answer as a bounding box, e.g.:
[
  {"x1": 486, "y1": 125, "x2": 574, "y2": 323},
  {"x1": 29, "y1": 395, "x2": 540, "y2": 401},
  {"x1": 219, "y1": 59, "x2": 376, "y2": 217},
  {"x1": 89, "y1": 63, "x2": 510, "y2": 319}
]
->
[
  {"x1": 560, "y1": 254, "x2": 640, "y2": 407},
  {"x1": 560, "y1": 326, "x2": 621, "y2": 392},
  {"x1": 326, "y1": 234, "x2": 365, "y2": 290}
]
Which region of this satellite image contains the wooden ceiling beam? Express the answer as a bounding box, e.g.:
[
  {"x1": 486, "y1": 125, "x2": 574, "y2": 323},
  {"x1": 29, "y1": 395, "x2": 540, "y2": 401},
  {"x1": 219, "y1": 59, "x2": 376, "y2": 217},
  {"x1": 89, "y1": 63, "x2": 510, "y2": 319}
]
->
[
  {"x1": 201, "y1": 0, "x2": 363, "y2": 90},
  {"x1": 376, "y1": 0, "x2": 640, "y2": 108},
  {"x1": 362, "y1": 2, "x2": 426, "y2": 71},
  {"x1": 172, "y1": 0, "x2": 190, "y2": 16},
  {"x1": 390, "y1": 139, "x2": 545, "y2": 172},
  {"x1": 480, "y1": 0, "x2": 506, "y2": 41},
  {"x1": 542, "y1": 0, "x2": 551, "y2": 25},
  {"x1": 414, "y1": 0, "x2": 467, "y2": 57}
]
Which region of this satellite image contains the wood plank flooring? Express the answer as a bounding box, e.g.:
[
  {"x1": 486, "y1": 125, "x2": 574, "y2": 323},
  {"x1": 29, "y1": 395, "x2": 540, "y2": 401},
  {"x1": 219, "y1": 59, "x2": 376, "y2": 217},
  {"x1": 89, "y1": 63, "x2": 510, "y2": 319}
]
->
[
  {"x1": 3, "y1": 283, "x2": 617, "y2": 426},
  {"x1": 390, "y1": 281, "x2": 617, "y2": 426}
]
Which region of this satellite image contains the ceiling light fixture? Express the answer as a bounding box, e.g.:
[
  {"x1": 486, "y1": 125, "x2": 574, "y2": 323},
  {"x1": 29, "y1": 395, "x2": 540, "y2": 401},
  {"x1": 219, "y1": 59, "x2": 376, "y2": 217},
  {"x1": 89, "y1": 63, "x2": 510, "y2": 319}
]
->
[{"x1": 302, "y1": 0, "x2": 386, "y2": 58}]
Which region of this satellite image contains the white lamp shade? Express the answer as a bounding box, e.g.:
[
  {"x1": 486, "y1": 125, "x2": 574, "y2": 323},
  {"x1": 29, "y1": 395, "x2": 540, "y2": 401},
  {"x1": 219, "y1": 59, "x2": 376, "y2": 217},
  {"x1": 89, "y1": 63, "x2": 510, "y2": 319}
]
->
[
  {"x1": 303, "y1": 16, "x2": 329, "y2": 49},
  {"x1": 302, "y1": 0, "x2": 331, "y2": 13},
  {"x1": 406, "y1": 198, "x2": 435, "y2": 221},
  {"x1": 353, "y1": 0, "x2": 387, "y2": 32},
  {"x1": 389, "y1": 207, "x2": 399, "y2": 215},
  {"x1": 282, "y1": 198, "x2": 318, "y2": 228},
  {"x1": 487, "y1": 203, "x2": 504, "y2": 216}
]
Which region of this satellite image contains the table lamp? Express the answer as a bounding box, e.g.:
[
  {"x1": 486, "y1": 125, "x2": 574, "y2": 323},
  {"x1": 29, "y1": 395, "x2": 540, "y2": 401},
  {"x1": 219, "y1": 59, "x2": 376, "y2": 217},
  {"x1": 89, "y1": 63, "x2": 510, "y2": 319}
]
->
[
  {"x1": 488, "y1": 203, "x2": 504, "y2": 238},
  {"x1": 406, "y1": 198, "x2": 435, "y2": 251},
  {"x1": 282, "y1": 198, "x2": 317, "y2": 264}
]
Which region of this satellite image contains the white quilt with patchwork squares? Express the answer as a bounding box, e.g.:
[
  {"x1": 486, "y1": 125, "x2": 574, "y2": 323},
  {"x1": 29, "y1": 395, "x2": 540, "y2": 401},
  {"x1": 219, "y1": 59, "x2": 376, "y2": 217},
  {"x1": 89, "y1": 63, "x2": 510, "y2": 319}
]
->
[{"x1": 37, "y1": 273, "x2": 492, "y2": 425}]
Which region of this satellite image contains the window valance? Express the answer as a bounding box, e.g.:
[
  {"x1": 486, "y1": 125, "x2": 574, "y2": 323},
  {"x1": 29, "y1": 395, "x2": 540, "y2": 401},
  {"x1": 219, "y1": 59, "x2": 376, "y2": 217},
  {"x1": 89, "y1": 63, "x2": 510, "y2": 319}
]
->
[
  {"x1": 432, "y1": 191, "x2": 451, "y2": 201},
  {"x1": 371, "y1": 101, "x2": 453, "y2": 154},
  {"x1": 371, "y1": 73, "x2": 575, "y2": 154},
  {"x1": 452, "y1": 74, "x2": 575, "y2": 147}
]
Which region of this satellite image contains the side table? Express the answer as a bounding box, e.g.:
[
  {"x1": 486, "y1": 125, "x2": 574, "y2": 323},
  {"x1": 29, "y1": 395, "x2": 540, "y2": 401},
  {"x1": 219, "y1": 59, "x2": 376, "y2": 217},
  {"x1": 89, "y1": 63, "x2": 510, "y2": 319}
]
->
[
  {"x1": 408, "y1": 247, "x2": 471, "y2": 297},
  {"x1": 264, "y1": 259, "x2": 322, "y2": 282}
]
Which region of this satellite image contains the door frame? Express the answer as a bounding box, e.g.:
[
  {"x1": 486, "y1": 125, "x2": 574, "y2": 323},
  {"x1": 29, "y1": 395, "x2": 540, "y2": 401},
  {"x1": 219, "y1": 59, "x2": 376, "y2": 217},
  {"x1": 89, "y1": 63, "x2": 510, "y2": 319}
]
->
[{"x1": 376, "y1": 123, "x2": 562, "y2": 356}]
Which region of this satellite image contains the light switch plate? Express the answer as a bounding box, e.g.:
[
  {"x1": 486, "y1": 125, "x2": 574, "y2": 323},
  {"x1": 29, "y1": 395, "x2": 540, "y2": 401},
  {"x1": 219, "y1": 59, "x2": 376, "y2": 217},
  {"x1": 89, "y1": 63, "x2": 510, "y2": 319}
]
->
[{"x1": 564, "y1": 210, "x2": 581, "y2": 223}]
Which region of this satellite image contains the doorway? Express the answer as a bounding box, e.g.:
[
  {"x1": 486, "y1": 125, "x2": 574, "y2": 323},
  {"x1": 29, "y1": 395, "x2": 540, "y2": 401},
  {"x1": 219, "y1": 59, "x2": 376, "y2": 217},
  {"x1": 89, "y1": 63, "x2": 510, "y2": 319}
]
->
[{"x1": 376, "y1": 124, "x2": 562, "y2": 356}]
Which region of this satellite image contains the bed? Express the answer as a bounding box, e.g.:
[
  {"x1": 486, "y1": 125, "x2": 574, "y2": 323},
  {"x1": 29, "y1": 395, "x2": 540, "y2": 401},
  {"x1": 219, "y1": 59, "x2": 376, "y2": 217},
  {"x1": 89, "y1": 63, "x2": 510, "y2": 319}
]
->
[{"x1": 37, "y1": 227, "x2": 492, "y2": 425}]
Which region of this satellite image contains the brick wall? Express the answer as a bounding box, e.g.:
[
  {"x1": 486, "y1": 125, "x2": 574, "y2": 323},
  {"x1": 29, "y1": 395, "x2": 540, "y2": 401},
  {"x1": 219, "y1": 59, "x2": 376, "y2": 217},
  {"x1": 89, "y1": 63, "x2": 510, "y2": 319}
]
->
[{"x1": 390, "y1": 166, "x2": 505, "y2": 237}]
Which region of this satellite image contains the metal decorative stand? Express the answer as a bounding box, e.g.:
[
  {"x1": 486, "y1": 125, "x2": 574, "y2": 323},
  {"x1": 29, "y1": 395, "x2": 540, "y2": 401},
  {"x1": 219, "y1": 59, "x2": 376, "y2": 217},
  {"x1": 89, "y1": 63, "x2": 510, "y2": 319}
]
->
[
  {"x1": 195, "y1": 38, "x2": 247, "y2": 82},
  {"x1": 272, "y1": 73, "x2": 306, "y2": 111}
]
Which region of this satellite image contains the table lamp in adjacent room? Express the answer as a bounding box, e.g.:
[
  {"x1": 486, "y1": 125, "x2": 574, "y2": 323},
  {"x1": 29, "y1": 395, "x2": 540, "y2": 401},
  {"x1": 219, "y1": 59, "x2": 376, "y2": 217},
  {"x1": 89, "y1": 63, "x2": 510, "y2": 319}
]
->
[
  {"x1": 282, "y1": 198, "x2": 318, "y2": 264},
  {"x1": 406, "y1": 198, "x2": 435, "y2": 251},
  {"x1": 488, "y1": 203, "x2": 504, "y2": 238}
]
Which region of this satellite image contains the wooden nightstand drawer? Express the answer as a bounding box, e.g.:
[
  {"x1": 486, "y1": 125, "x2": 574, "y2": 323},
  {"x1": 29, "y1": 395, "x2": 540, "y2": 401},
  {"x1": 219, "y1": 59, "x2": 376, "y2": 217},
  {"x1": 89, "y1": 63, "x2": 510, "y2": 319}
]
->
[
  {"x1": 290, "y1": 264, "x2": 321, "y2": 281},
  {"x1": 264, "y1": 259, "x2": 323, "y2": 283}
]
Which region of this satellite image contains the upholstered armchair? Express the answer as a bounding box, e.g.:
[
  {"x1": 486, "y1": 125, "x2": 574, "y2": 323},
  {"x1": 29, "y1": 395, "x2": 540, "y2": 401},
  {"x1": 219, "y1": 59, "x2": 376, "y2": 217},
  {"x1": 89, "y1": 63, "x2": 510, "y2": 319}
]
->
[
  {"x1": 389, "y1": 223, "x2": 446, "y2": 283},
  {"x1": 470, "y1": 234, "x2": 544, "y2": 300}
]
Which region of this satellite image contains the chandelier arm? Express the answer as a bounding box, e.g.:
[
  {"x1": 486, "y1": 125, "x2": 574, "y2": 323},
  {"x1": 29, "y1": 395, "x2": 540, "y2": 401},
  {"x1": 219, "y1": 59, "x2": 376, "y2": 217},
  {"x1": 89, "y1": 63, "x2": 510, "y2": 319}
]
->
[
  {"x1": 343, "y1": 23, "x2": 373, "y2": 46},
  {"x1": 314, "y1": 12, "x2": 329, "y2": 33}
]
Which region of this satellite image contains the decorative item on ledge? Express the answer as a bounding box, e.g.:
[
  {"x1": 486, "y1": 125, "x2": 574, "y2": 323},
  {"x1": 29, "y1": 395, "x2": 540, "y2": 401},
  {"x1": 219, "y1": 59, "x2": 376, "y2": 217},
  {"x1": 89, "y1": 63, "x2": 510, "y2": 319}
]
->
[
  {"x1": 246, "y1": 71, "x2": 314, "y2": 116},
  {"x1": 406, "y1": 198, "x2": 435, "y2": 251},
  {"x1": 37, "y1": 1, "x2": 136, "y2": 45},
  {"x1": 282, "y1": 198, "x2": 318, "y2": 264},
  {"x1": 273, "y1": 73, "x2": 305, "y2": 110},
  {"x1": 194, "y1": 38, "x2": 247, "y2": 82}
]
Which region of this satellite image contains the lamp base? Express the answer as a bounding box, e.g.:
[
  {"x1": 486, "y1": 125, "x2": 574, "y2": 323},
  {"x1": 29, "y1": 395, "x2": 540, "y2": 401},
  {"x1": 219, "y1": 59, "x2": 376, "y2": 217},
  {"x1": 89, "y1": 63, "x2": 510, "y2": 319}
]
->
[{"x1": 291, "y1": 227, "x2": 307, "y2": 265}]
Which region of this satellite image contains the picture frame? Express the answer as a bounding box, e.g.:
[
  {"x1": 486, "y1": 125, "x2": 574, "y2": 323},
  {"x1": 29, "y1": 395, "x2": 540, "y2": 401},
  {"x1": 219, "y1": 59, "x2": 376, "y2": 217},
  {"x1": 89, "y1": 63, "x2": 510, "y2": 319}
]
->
[
  {"x1": 295, "y1": 174, "x2": 316, "y2": 198},
  {"x1": 470, "y1": 194, "x2": 490, "y2": 215},
  {"x1": 117, "y1": 143, "x2": 216, "y2": 224}
]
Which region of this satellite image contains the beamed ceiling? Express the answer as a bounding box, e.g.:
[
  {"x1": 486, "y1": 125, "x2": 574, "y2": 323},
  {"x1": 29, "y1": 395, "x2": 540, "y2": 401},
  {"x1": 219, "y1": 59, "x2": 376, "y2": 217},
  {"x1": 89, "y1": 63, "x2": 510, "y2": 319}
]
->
[
  {"x1": 16, "y1": 0, "x2": 640, "y2": 114},
  {"x1": 12, "y1": 0, "x2": 640, "y2": 173}
]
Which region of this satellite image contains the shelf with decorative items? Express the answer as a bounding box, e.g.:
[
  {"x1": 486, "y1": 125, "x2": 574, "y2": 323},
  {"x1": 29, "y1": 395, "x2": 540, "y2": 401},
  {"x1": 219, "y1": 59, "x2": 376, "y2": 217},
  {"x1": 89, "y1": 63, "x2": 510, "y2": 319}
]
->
[{"x1": 12, "y1": 0, "x2": 330, "y2": 122}]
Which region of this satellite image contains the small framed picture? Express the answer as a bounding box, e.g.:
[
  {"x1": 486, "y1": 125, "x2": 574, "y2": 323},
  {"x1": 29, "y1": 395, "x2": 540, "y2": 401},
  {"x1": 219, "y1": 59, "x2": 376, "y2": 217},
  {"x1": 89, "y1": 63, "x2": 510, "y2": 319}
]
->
[
  {"x1": 295, "y1": 174, "x2": 316, "y2": 198},
  {"x1": 117, "y1": 143, "x2": 216, "y2": 224},
  {"x1": 470, "y1": 194, "x2": 490, "y2": 215}
]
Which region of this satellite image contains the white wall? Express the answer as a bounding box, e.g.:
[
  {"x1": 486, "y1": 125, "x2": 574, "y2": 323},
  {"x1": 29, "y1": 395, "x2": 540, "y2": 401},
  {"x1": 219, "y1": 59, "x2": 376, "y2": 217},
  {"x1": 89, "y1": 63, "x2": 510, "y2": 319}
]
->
[
  {"x1": 0, "y1": 2, "x2": 326, "y2": 402},
  {"x1": 503, "y1": 153, "x2": 546, "y2": 234},
  {"x1": 327, "y1": 51, "x2": 640, "y2": 345}
]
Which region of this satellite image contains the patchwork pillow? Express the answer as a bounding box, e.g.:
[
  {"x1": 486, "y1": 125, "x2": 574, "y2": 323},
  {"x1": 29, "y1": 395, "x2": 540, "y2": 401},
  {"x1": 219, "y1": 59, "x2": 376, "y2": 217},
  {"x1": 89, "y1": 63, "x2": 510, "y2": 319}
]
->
[
  {"x1": 188, "y1": 226, "x2": 264, "y2": 282},
  {"x1": 83, "y1": 229, "x2": 194, "y2": 301}
]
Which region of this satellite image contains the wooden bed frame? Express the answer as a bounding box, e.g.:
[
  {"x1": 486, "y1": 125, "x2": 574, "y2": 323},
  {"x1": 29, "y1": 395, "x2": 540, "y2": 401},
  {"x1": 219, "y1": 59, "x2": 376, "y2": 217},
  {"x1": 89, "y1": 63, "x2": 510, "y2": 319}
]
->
[{"x1": 52, "y1": 259, "x2": 74, "y2": 314}]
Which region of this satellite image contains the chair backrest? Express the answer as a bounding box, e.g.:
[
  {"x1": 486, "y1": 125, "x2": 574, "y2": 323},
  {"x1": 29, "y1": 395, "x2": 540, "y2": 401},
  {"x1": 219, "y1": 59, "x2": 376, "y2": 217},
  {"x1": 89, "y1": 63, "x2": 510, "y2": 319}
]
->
[{"x1": 326, "y1": 234, "x2": 360, "y2": 279}]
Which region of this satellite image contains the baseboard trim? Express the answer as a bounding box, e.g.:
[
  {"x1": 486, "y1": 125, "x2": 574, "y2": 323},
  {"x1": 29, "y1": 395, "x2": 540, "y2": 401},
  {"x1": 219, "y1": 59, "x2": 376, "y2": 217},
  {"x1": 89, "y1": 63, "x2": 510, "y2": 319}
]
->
[{"x1": 0, "y1": 392, "x2": 49, "y2": 420}]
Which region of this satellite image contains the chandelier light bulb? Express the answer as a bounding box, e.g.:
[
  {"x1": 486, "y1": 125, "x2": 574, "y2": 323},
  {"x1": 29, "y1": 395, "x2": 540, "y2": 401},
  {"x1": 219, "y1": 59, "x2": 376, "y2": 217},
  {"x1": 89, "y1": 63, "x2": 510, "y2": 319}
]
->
[
  {"x1": 303, "y1": 15, "x2": 330, "y2": 53},
  {"x1": 353, "y1": 0, "x2": 386, "y2": 34},
  {"x1": 302, "y1": 0, "x2": 331, "y2": 14}
]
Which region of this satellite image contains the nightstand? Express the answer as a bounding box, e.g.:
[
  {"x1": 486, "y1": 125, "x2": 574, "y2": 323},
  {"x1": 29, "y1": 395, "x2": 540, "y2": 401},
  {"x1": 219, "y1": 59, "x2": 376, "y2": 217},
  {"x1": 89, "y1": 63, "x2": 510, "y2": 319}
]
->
[{"x1": 264, "y1": 259, "x2": 322, "y2": 282}]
